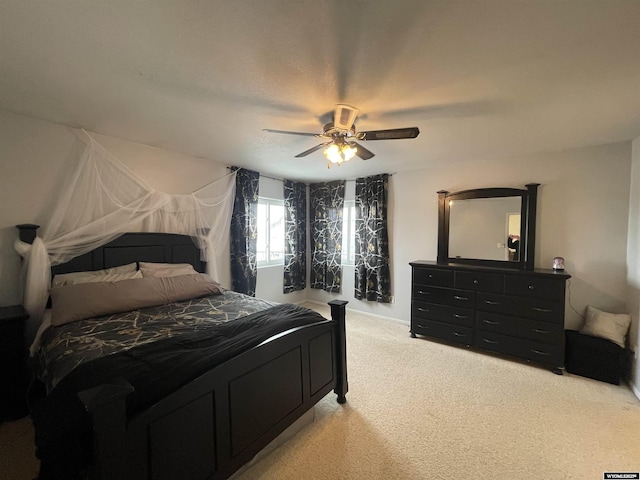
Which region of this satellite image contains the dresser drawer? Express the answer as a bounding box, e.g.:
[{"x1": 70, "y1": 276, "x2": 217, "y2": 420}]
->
[
  {"x1": 412, "y1": 285, "x2": 475, "y2": 308},
  {"x1": 504, "y1": 275, "x2": 565, "y2": 300},
  {"x1": 455, "y1": 271, "x2": 504, "y2": 293},
  {"x1": 412, "y1": 301, "x2": 474, "y2": 327},
  {"x1": 474, "y1": 330, "x2": 564, "y2": 366},
  {"x1": 477, "y1": 293, "x2": 564, "y2": 323},
  {"x1": 412, "y1": 267, "x2": 454, "y2": 287},
  {"x1": 412, "y1": 319, "x2": 473, "y2": 346},
  {"x1": 476, "y1": 311, "x2": 563, "y2": 344}
]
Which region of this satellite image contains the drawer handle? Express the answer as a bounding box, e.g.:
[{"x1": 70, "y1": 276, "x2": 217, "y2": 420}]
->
[
  {"x1": 418, "y1": 290, "x2": 430, "y2": 295},
  {"x1": 533, "y1": 328, "x2": 550, "y2": 334},
  {"x1": 483, "y1": 338, "x2": 499, "y2": 344},
  {"x1": 528, "y1": 285, "x2": 535, "y2": 290},
  {"x1": 473, "y1": 279, "x2": 479, "y2": 284},
  {"x1": 484, "y1": 300, "x2": 501, "y2": 305},
  {"x1": 453, "y1": 295, "x2": 469, "y2": 301},
  {"x1": 428, "y1": 274, "x2": 433, "y2": 278},
  {"x1": 483, "y1": 319, "x2": 499, "y2": 325},
  {"x1": 417, "y1": 324, "x2": 429, "y2": 329},
  {"x1": 532, "y1": 349, "x2": 550, "y2": 356},
  {"x1": 453, "y1": 314, "x2": 468, "y2": 319},
  {"x1": 417, "y1": 307, "x2": 430, "y2": 312},
  {"x1": 453, "y1": 332, "x2": 467, "y2": 337},
  {"x1": 532, "y1": 307, "x2": 552, "y2": 313}
]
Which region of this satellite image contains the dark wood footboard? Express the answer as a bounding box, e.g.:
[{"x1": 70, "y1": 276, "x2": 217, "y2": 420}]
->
[{"x1": 79, "y1": 300, "x2": 348, "y2": 480}]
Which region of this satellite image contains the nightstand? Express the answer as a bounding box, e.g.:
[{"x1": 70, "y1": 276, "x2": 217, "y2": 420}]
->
[{"x1": 0, "y1": 305, "x2": 29, "y2": 421}]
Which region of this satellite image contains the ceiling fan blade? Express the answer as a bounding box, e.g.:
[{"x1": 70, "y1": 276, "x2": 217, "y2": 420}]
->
[
  {"x1": 351, "y1": 142, "x2": 375, "y2": 160},
  {"x1": 359, "y1": 127, "x2": 420, "y2": 140},
  {"x1": 295, "y1": 142, "x2": 333, "y2": 158},
  {"x1": 263, "y1": 128, "x2": 319, "y2": 137}
]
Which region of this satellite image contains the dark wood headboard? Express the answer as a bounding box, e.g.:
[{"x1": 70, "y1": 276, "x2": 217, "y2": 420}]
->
[{"x1": 16, "y1": 226, "x2": 206, "y2": 275}]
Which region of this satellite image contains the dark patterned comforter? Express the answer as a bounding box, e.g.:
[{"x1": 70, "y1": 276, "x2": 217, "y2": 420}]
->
[
  {"x1": 37, "y1": 289, "x2": 275, "y2": 392},
  {"x1": 32, "y1": 292, "x2": 329, "y2": 480}
]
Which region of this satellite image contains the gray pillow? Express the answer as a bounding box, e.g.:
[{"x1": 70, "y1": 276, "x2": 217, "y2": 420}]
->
[
  {"x1": 140, "y1": 265, "x2": 198, "y2": 278},
  {"x1": 52, "y1": 262, "x2": 138, "y2": 287},
  {"x1": 50, "y1": 273, "x2": 222, "y2": 326}
]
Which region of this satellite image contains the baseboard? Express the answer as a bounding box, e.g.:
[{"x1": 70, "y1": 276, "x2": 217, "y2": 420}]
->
[
  {"x1": 302, "y1": 300, "x2": 410, "y2": 326},
  {"x1": 632, "y1": 381, "x2": 640, "y2": 401}
]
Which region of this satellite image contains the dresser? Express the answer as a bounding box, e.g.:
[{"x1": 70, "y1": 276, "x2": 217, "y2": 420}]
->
[
  {"x1": 0, "y1": 305, "x2": 29, "y2": 421},
  {"x1": 409, "y1": 261, "x2": 571, "y2": 373}
]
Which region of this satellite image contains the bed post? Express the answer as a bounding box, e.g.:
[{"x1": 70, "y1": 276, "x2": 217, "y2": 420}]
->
[
  {"x1": 328, "y1": 300, "x2": 348, "y2": 404},
  {"x1": 77, "y1": 379, "x2": 134, "y2": 480},
  {"x1": 16, "y1": 224, "x2": 40, "y2": 244}
]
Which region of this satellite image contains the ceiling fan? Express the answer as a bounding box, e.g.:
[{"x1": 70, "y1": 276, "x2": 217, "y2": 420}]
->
[{"x1": 263, "y1": 104, "x2": 420, "y2": 167}]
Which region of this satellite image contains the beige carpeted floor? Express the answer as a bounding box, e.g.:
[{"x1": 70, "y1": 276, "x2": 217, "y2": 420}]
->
[{"x1": 2, "y1": 303, "x2": 639, "y2": 480}]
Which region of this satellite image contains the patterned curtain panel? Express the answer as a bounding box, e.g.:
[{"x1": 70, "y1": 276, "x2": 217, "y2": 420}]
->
[
  {"x1": 230, "y1": 168, "x2": 260, "y2": 296},
  {"x1": 310, "y1": 180, "x2": 345, "y2": 293},
  {"x1": 283, "y1": 180, "x2": 307, "y2": 293},
  {"x1": 355, "y1": 174, "x2": 392, "y2": 303}
]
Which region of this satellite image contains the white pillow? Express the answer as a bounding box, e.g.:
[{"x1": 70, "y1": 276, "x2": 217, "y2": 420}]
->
[
  {"x1": 579, "y1": 305, "x2": 631, "y2": 348},
  {"x1": 52, "y1": 263, "x2": 139, "y2": 287}
]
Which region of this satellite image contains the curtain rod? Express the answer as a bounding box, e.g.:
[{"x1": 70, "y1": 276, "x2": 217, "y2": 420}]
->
[
  {"x1": 227, "y1": 166, "x2": 284, "y2": 183},
  {"x1": 227, "y1": 166, "x2": 394, "y2": 183}
]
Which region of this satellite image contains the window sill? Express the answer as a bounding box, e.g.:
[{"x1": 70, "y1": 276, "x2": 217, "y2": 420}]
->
[{"x1": 257, "y1": 263, "x2": 283, "y2": 270}]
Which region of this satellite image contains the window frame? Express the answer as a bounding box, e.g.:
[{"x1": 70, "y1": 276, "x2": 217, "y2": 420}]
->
[
  {"x1": 341, "y1": 200, "x2": 356, "y2": 266},
  {"x1": 256, "y1": 196, "x2": 285, "y2": 268}
]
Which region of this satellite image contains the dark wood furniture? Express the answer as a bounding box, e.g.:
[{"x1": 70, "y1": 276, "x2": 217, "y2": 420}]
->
[
  {"x1": 437, "y1": 184, "x2": 539, "y2": 270},
  {"x1": 410, "y1": 261, "x2": 570, "y2": 373},
  {"x1": 17, "y1": 225, "x2": 348, "y2": 480},
  {"x1": 565, "y1": 330, "x2": 633, "y2": 384},
  {"x1": 0, "y1": 305, "x2": 29, "y2": 422}
]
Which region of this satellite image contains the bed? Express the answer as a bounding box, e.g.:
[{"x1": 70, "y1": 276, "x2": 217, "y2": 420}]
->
[{"x1": 18, "y1": 227, "x2": 348, "y2": 480}]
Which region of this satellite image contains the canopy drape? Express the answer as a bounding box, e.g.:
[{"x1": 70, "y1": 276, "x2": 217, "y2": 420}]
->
[{"x1": 14, "y1": 131, "x2": 236, "y2": 325}]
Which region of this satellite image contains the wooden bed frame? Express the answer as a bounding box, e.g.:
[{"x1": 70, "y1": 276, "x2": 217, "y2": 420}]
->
[{"x1": 17, "y1": 226, "x2": 348, "y2": 480}]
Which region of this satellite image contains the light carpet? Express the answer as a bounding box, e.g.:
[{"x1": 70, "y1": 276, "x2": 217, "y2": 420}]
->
[
  {"x1": 236, "y1": 303, "x2": 640, "y2": 480},
  {"x1": 1, "y1": 303, "x2": 639, "y2": 480}
]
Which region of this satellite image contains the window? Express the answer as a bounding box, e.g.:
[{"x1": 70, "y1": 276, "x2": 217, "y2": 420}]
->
[
  {"x1": 257, "y1": 197, "x2": 285, "y2": 267},
  {"x1": 341, "y1": 201, "x2": 356, "y2": 266},
  {"x1": 258, "y1": 197, "x2": 354, "y2": 267}
]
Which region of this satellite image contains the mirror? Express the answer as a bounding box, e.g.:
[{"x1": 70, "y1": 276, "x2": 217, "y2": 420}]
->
[
  {"x1": 449, "y1": 196, "x2": 522, "y2": 261},
  {"x1": 437, "y1": 184, "x2": 539, "y2": 270}
]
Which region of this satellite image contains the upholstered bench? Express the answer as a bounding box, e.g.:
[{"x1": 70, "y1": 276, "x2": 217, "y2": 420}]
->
[{"x1": 564, "y1": 329, "x2": 632, "y2": 385}]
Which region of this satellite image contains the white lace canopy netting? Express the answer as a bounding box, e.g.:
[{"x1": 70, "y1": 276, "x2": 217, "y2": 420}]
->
[{"x1": 15, "y1": 131, "x2": 236, "y2": 323}]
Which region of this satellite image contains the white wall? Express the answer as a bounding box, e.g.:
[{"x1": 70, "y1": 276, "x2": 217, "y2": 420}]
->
[{"x1": 627, "y1": 136, "x2": 640, "y2": 396}]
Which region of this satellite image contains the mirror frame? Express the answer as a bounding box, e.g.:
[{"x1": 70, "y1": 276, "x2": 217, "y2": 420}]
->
[{"x1": 437, "y1": 184, "x2": 539, "y2": 270}]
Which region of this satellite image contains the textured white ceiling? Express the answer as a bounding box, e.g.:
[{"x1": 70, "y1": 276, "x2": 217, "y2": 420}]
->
[{"x1": 1, "y1": 0, "x2": 640, "y2": 182}]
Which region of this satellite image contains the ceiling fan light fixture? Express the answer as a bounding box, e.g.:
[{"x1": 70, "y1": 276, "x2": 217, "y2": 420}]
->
[
  {"x1": 343, "y1": 144, "x2": 357, "y2": 160},
  {"x1": 323, "y1": 142, "x2": 357, "y2": 165}
]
